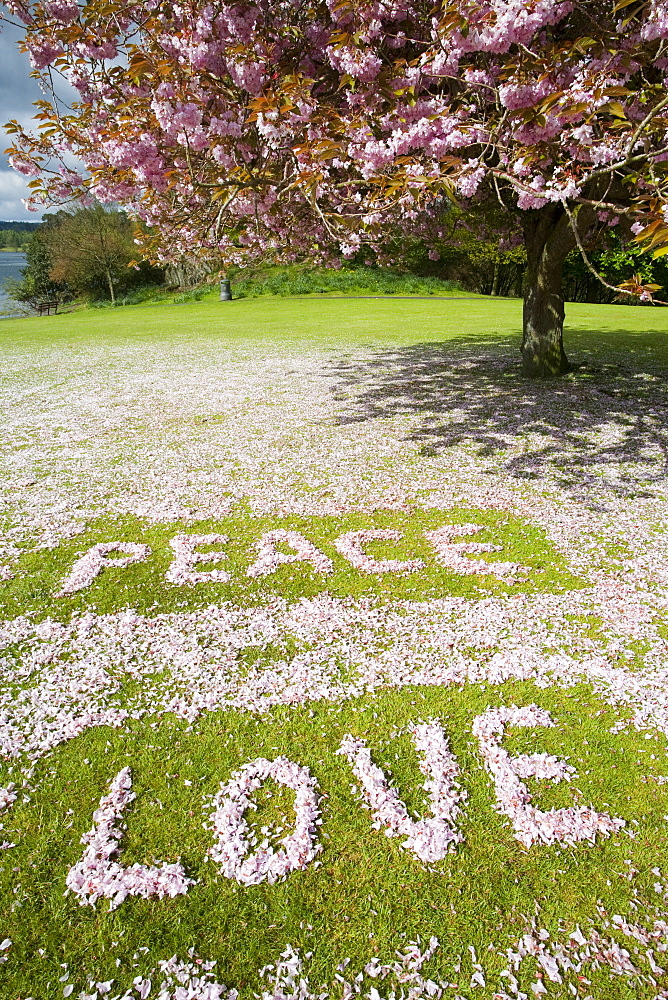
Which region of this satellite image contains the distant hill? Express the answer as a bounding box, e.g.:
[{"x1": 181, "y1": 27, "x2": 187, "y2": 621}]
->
[{"x1": 0, "y1": 221, "x2": 41, "y2": 232}]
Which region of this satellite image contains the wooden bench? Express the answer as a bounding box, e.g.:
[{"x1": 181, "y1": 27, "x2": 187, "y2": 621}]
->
[{"x1": 37, "y1": 300, "x2": 58, "y2": 316}]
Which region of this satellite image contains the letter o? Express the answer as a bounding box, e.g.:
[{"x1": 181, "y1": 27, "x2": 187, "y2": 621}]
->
[{"x1": 207, "y1": 757, "x2": 322, "y2": 885}]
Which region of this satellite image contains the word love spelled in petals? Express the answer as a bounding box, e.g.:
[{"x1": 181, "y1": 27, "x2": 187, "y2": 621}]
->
[
  {"x1": 56, "y1": 542, "x2": 151, "y2": 597},
  {"x1": 207, "y1": 756, "x2": 322, "y2": 885},
  {"x1": 473, "y1": 705, "x2": 625, "y2": 848},
  {"x1": 166, "y1": 533, "x2": 230, "y2": 586},
  {"x1": 334, "y1": 529, "x2": 425, "y2": 574},
  {"x1": 338, "y1": 720, "x2": 465, "y2": 862},
  {"x1": 425, "y1": 524, "x2": 530, "y2": 580},
  {"x1": 66, "y1": 767, "x2": 194, "y2": 909},
  {"x1": 247, "y1": 529, "x2": 333, "y2": 578}
]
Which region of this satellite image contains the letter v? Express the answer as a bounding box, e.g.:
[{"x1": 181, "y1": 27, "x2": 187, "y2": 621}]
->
[{"x1": 337, "y1": 720, "x2": 465, "y2": 862}]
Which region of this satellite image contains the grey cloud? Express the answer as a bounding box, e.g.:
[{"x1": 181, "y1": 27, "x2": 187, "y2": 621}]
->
[{"x1": 0, "y1": 15, "x2": 73, "y2": 219}]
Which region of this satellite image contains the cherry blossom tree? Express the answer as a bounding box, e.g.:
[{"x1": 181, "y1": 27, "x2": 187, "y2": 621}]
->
[{"x1": 4, "y1": 0, "x2": 668, "y2": 376}]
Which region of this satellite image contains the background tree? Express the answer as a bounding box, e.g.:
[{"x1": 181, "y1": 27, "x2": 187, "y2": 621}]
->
[
  {"x1": 9, "y1": 208, "x2": 164, "y2": 306},
  {"x1": 42, "y1": 206, "x2": 162, "y2": 304},
  {"x1": 378, "y1": 201, "x2": 527, "y2": 297},
  {"x1": 5, "y1": 1, "x2": 668, "y2": 375}
]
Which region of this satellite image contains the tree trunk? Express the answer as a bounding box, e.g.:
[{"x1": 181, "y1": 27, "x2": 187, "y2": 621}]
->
[
  {"x1": 521, "y1": 206, "x2": 577, "y2": 378},
  {"x1": 106, "y1": 269, "x2": 116, "y2": 304},
  {"x1": 491, "y1": 260, "x2": 500, "y2": 296}
]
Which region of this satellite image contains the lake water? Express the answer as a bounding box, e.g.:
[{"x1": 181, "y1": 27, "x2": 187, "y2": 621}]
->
[{"x1": 0, "y1": 251, "x2": 28, "y2": 318}]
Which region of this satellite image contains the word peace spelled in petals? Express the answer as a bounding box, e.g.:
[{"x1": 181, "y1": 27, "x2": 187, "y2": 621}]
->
[
  {"x1": 55, "y1": 523, "x2": 529, "y2": 595},
  {"x1": 472, "y1": 705, "x2": 625, "y2": 848},
  {"x1": 66, "y1": 767, "x2": 194, "y2": 909}
]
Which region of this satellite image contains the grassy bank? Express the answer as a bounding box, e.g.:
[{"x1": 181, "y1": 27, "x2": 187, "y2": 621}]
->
[{"x1": 74, "y1": 266, "x2": 471, "y2": 309}]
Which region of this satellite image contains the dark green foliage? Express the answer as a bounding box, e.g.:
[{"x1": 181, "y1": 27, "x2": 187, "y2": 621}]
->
[
  {"x1": 8, "y1": 208, "x2": 165, "y2": 307},
  {"x1": 5, "y1": 220, "x2": 69, "y2": 307},
  {"x1": 0, "y1": 221, "x2": 40, "y2": 248},
  {"x1": 382, "y1": 233, "x2": 526, "y2": 298},
  {"x1": 0, "y1": 229, "x2": 28, "y2": 249},
  {"x1": 0, "y1": 221, "x2": 40, "y2": 231},
  {"x1": 563, "y1": 231, "x2": 668, "y2": 304}
]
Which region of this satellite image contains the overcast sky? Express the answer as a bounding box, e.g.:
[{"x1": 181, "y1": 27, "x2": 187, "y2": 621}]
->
[{"x1": 0, "y1": 15, "x2": 61, "y2": 221}]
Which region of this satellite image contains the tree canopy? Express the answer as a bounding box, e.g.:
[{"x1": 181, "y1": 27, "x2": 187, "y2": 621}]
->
[{"x1": 4, "y1": 0, "x2": 668, "y2": 373}]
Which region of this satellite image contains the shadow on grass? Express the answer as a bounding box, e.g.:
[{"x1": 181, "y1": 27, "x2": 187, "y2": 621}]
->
[{"x1": 328, "y1": 330, "x2": 668, "y2": 502}]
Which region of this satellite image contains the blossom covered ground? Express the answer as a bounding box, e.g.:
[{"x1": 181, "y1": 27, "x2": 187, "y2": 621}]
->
[{"x1": 3, "y1": 296, "x2": 668, "y2": 998}]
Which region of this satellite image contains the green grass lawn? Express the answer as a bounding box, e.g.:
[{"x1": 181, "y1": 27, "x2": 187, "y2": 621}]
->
[
  {"x1": 3, "y1": 292, "x2": 667, "y2": 349},
  {"x1": 2, "y1": 295, "x2": 668, "y2": 999}
]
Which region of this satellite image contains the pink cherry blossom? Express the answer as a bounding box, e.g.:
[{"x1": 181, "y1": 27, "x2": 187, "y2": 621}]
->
[{"x1": 5, "y1": 0, "x2": 668, "y2": 314}]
